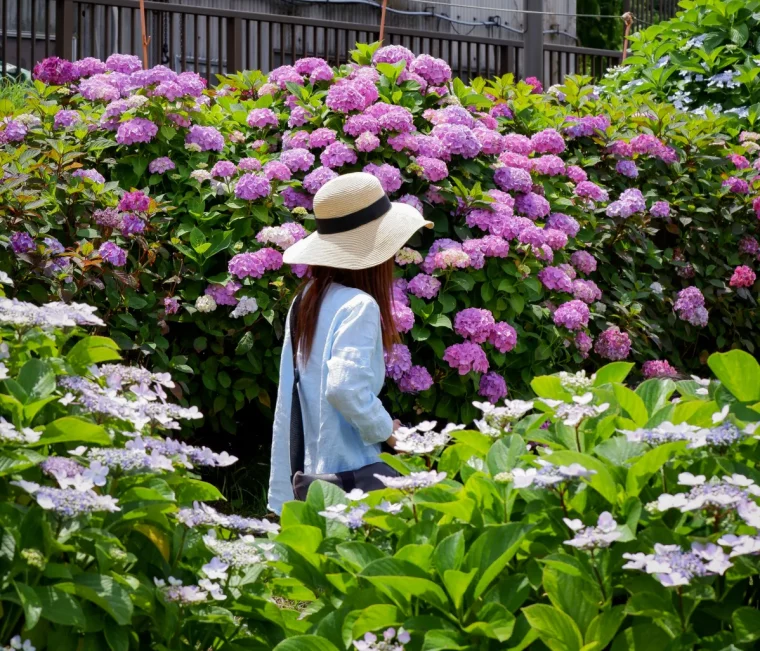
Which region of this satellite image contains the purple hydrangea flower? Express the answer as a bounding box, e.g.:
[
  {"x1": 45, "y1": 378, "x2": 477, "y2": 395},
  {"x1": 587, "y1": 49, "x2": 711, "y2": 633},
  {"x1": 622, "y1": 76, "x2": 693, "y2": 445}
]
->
[
  {"x1": 650, "y1": 201, "x2": 671, "y2": 217},
  {"x1": 407, "y1": 273, "x2": 441, "y2": 299},
  {"x1": 570, "y1": 251, "x2": 597, "y2": 274},
  {"x1": 262, "y1": 161, "x2": 292, "y2": 182},
  {"x1": 531, "y1": 128, "x2": 565, "y2": 154},
  {"x1": 553, "y1": 299, "x2": 590, "y2": 330},
  {"x1": 345, "y1": 114, "x2": 381, "y2": 136},
  {"x1": 494, "y1": 166, "x2": 532, "y2": 193},
  {"x1": 355, "y1": 132, "x2": 380, "y2": 152},
  {"x1": 119, "y1": 214, "x2": 145, "y2": 235},
  {"x1": 185, "y1": 126, "x2": 225, "y2": 152},
  {"x1": 385, "y1": 343, "x2": 412, "y2": 381},
  {"x1": 398, "y1": 366, "x2": 433, "y2": 393},
  {"x1": 575, "y1": 331, "x2": 593, "y2": 357},
  {"x1": 10, "y1": 231, "x2": 35, "y2": 254},
  {"x1": 566, "y1": 165, "x2": 588, "y2": 183},
  {"x1": 479, "y1": 372, "x2": 508, "y2": 403},
  {"x1": 205, "y1": 281, "x2": 241, "y2": 306},
  {"x1": 673, "y1": 286, "x2": 708, "y2": 326},
  {"x1": 532, "y1": 155, "x2": 565, "y2": 176},
  {"x1": 268, "y1": 65, "x2": 303, "y2": 89},
  {"x1": 606, "y1": 188, "x2": 646, "y2": 218},
  {"x1": 228, "y1": 248, "x2": 283, "y2": 279},
  {"x1": 488, "y1": 322, "x2": 517, "y2": 353},
  {"x1": 722, "y1": 177, "x2": 749, "y2": 194},
  {"x1": 164, "y1": 296, "x2": 180, "y2": 315},
  {"x1": 99, "y1": 242, "x2": 127, "y2": 266},
  {"x1": 572, "y1": 279, "x2": 602, "y2": 303},
  {"x1": 363, "y1": 163, "x2": 402, "y2": 193},
  {"x1": 211, "y1": 161, "x2": 237, "y2": 178},
  {"x1": 118, "y1": 191, "x2": 150, "y2": 212},
  {"x1": 149, "y1": 157, "x2": 175, "y2": 174},
  {"x1": 616, "y1": 159, "x2": 639, "y2": 178},
  {"x1": 391, "y1": 301, "x2": 414, "y2": 333},
  {"x1": 398, "y1": 194, "x2": 423, "y2": 214},
  {"x1": 300, "y1": 166, "x2": 336, "y2": 194},
  {"x1": 308, "y1": 128, "x2": 337, "y2": 149},
  {"x1": 373, "y1": 45, "x2": 415, "y2": 65},
  {"x1": 72, "y1": 169, "x2": 105, "y2": 184},
  {"x1": 33, "y1": 56, "x2": 78, "y2": 84},
  {"x1": 575, "y1": 181, "x2": 609, "y2": 203},
  {"x1": 282, "y1": 187, "x2": 313, "y2": 211},
  {"x1": 431, "y1": 124, "x2": 481, "y2": 159},
  {"x1": 546, "y1": 213, "x2": 580, "y2": 237},
  {"x1": 538, "y1": 266, "x2": 573, "y2": 292},
  {"x1": 642, "y1": 360, "x2": 678, "y2": 379},
  {"x1": 280, "y1": 148, "x2": 315, "y2": 173},
  {"x1": 54, "y1": 109, "x2": 81, "y2": 129},
  {"x1": 105, "y1": 53, "x2": 141, "y2": 73},
  {"x1": 443, "y1": 342, "x2": 489, "y2": 375},
  {"x1": 414, "y1": 156, "x2": 448, "y2": 182},
  {"x1": 594, "y1": 326, "x2": 631, "y2": 360},
  {"x1": 454, "y1": 308, "x2": 495, "y2": 343},
  {"x1": 410, "y1": 54, "x2": 452, "y2": 84},
  {"x1": 515, "y1": 192, "x2": 550, "y2": 220},
  {"x1": 320, "y1": 141, "x2": 358, "y2": 169},
  {"x1": 116, "y1": 118, "x2": 158, "y2": 145},
  {"x1": 235, "y1": 174, "x2": 271, "y2": 200},
  {"x1": 247, "y1": 109, "x2": 278, "y2": 128}
]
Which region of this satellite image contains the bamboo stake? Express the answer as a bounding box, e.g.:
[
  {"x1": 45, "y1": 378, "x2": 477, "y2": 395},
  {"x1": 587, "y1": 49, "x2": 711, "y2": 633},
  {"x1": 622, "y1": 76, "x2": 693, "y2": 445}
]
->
[
  {"x1": 139, "y1": 0, "x2": 151, "y2": 69},
  {"x1": 622, "y1": 12, "x2": 634, "y2": 61},
  {"x1": 379, "y1": 0, "x2": 389, "y2": 43}
]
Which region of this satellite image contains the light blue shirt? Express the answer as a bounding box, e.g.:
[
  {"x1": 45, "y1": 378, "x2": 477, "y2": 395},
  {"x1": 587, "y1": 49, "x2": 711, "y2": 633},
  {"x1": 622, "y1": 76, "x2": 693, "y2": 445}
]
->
[{"x1": 267, "y1": 283, "x2": 393, "y2": 514}]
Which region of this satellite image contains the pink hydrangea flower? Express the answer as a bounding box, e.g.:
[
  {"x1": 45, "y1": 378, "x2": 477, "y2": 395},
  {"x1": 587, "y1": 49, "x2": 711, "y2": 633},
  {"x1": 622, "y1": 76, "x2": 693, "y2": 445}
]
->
[
  {"x1": 538, "y1": 266, "x2": 573, "y2": 292},
  {"x1": 355, "y1": 132, "x2": 380, "y2": 152},
  {"x1": 553, "y1": 299, "x2": 590, "y2": 330},
  {"x1": 730, "y1": 265, "x2": 756, "y2": 288},
  {"x1": 479, "y1": 372, "x2": 507, "y2": 403},
  {"x1": 531, "y1": 129, "x2": 565, "y2": 155},
  {"x1": 363, "y1": 163, "x2": 402, "y2": 193},
  {"x1": 303, "y1": 166, "x2": 338, "y2": 194},
  {"x1": 320, "y1": 141, "x2": 358, "y2": 169},
  {"x1": 488, "y1": 322, "x2": 517, "y2": 353},
  {"x1": 650, "y1": 201, "x2": 671, "y2": 217},
  {"x1": 234, "y1": 174, "x2": 271, "y2": 200},
  {"x1": 642, "y1": 360, "x2": 678, "y2": 379},
  {"x1": 116, "y1": 118, "x2": 158, "y2": 145},
  {"x1": 443, "y1": 342, "x2": 489, "y2": 375},
  {"x1": 594, "y1": 326, "x2": 631, "y2": 360},
  {"x1": 280, "y1": 148, "x2": 315, "y2": 173},
  {"x1": 392, "y1": 301, "x2": 414, "y2": 333},
  {"x1": 398, "y1": 366, "x2": 433, "y2": 393},
  {"x1": 566, "y1": 165, "x2": 588, "y2": 183},
  {"x1": 228, "y1": 248, "x2": 283, "y2": 279},
  {"x1": 570, "y1": 251, "x2": 597, "y2": 275},
  {"x1": 410, "y1": 54, "x2": 452, "y2": 84},
  {"x1": 673, "y1": 286, "x2": 708, "y2": 327},
  {"x1": 205, "y1": 281, "x2": 241, "y2": 306},
  {"x1": 454, "y1": 308, "x2": 495, "y2": 343},
  {"x1": 247, "y1": 108, "x2": 278, "y2": 128}
]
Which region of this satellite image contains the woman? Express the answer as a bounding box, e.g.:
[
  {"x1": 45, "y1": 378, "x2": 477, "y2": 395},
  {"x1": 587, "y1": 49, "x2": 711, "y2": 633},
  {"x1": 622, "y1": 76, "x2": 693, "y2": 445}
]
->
[{"x1": 267, "y1": 172, "x2": 432, "y2": 514}]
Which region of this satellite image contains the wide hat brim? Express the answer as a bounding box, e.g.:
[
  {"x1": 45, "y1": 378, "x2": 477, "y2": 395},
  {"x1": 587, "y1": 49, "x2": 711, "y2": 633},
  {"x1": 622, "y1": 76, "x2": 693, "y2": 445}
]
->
[{"x1": 282, "y1": 202, "x2": 433, "y2": 270}]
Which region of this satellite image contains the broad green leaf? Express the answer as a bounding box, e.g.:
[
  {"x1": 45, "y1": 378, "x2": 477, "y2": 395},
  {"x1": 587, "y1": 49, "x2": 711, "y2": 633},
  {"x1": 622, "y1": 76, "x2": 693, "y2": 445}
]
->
[
  {"x1": 449, "y1": 429, "x2": 492, "y2": 455},
  {"x1": 585, "y1": 606, "x2": 626, "y2": 650},
  {"x1": 610, "y1": 622, "x2": 671, "y2": 650},
  {"x1": 708, "y1": 350, "x2": 760, "y2": 402},
  {"x1": 40, "y1": 417, "x2": 111, "y2": 446},
  {"x1": 14, "y1": 580, "x2": 42, "y2": 630},
  {"x1": 522, "y1": 604, "x2": 583, "y2": 651},
  {"x1": 464, "y1": 523, "x2": 529, "y2": 598},
  {"x1": 613, "y1": 385, "x2": 648, "y2": 427},
  {"x1": 361, "y1": 558, "x2": 448, "y2": 608},
  {"x1": 336, "y1": 542, "x2": 386, "y2": 571},
  {"x1": 17, "y1": 359, "x2": 56, "y2": 402},
  {"x1": 395, "y1": 544, "x2": 434, "y2": 572},
  {"x1": 468, "y1": 602, "x2": 515, "y2": 642},
  {"x1": 422, "y1": 630, "x2": 469, "y2": 651},
  {"x1": 541, "y1": 451, "x2": 618, "y2": 504},
  {"x1": 443, "y1": 569, "x2": 476, "y2": 610},
  {"x1": 486, "y1": 435, "x2": 527, "y2": 474},
  {"x1": 593, "y1": 363, "x2": 634, "y2": 387},
  {"x1": 733, "y1": 607, "x2": 760, "y2": 643},
  {"x1": 273, "y1": 636, "x2": 340, "y2": 651},
  {"x1": 635, "y1": 379, "x2": 676, "y2": 416},
  {"x1": 174, "y1": 479, "x2": 224, "y2": 503},
  {"x1": 56, "y1": 574, "x2": 133, "y2": 625},
  {"x1": 276, "y1": 525, "x2": 323, "y2": 555},
  {"x1": 625, "y1": 441, "x2": 687, "y2": 496},
  {"x1": 104, "y1": 625, "x2": 130, "y2": 651},
  {"x1": 34, "y1": 585, "x2": 86, "y2": 627},
  {"x1": 305, "y1": 480, "x2": 346, "y2": 513},
  {"x1": 531, "y1": 376, "x2": 572, "y2": 401},
  {"x1": 428, "y1": 314, "x2": 452, "y2": 329},
  {"x1": 352, "y1": 604, "x2": 402, "y2": 640},
  {"x1": 433, "y1": 530, "x2": 465, "y2": 575},
  {"x1": 66, "y1": 336, "x2": 121, "y2": 372},
  {"x1": 0, "y1": 449, "x2": 46, "y2": 476},
  {"x1": 542, "y1": 567, "x2": 597, "y2": 635}
]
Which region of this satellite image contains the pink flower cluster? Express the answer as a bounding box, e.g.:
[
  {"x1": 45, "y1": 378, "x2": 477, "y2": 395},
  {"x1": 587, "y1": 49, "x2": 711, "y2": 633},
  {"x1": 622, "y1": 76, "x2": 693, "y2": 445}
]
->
[
  {"x1": 594, "y1": 326, "x2": 631, "y2": 361},
  {"x1": 642, "y1": 360, "x2": 678, "y2": 379},
  {"x1": 673, "y1": 287, "x2": 708, "y2": 327},
  {"x1": 228, "y1": 248, "x2": 283, "y2": 279}
]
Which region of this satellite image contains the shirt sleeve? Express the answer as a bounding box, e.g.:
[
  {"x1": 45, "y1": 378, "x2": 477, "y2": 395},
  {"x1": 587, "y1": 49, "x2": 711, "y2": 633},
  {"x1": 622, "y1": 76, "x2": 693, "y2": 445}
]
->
[{"x1": 325, "y1": 297, "x2": 393, "y2": 446}]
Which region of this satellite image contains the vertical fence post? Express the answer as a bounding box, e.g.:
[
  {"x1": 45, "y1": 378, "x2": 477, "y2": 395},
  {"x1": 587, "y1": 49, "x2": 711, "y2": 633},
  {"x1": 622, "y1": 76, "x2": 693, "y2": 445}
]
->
[
  {"x1": 226, "y1": 16, "x2": 243, "y2": 74},
  {"x1": 55, "y1": 0, "x2": 74, "y2": 60},
  {"x1": 524, "y1": 0, "x2": 543, "y2": 82}
]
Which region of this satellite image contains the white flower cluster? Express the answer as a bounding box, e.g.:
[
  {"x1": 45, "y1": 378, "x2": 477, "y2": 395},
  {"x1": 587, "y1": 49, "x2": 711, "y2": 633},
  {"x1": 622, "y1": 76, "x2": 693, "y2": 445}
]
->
[
  {"x1": 176, "y1": 501, "x2": 280, "y2": 534},
  {"x1": 512, "y1": 459, "x2": 596, "y2": 489},
  {"x1": 472, "y1": 400, "x2": 534, "y2": 436},
  {"x1": 2, "y1": 636, "x2": 35, "y2": 651},
  {"x1": 623, "y1": 542, "x2": 732, "y2": 587},
  {"x1": 11, "y1": 478, "x2": 120, "y2": 517},
  {"x1": 202, "y1": 530, "x2": 278, "y2": 568},
  {"x1": 0, "y1": 417, "x2": 40, "y2": 445},
  {"x1": 154, "y1": 575, "x2": 224, "y2": 605},
  {"x1": 564, "y1": 512, "x2": 621, "y2": 550},
  {"x1": 622, "y1": 421, "x2": 751, "y2": 449},
  {"x1": 374, "y1": 470, "x2": 447, "y2": 492},
  {"x1": 542, "y1": 393, "x2": 609, "y2": 427},
  {"x1": 230, "y1": 296, "x2": 258, "y2": 319},
  {"x1": 0, "y1": 297, "x2": 104, "y2": 329},
  {"x1": 393, "y1": 420, "x2": 461, "y2": 455},
  {"x1": 557, "y1": 370, "x2": 595, "y2": 394}
]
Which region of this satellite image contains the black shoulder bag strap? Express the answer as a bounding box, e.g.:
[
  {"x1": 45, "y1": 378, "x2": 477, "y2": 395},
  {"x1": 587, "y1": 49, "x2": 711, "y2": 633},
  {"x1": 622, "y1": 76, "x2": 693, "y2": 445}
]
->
[{"x1": 289, "y1": 292, "x2": 305, "y2": 481}]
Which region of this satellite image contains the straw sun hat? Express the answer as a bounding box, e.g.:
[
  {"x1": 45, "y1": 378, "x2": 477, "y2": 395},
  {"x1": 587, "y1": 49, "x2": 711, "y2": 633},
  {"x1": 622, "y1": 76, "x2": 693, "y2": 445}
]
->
[{"x1": 282, "y1": 172, "x2": 433, "y2": 270}]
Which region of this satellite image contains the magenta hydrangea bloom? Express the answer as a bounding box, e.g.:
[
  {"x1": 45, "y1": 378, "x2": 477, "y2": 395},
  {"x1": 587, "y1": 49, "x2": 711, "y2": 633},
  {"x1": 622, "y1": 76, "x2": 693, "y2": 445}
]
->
[
  {"x1": 185, "y1": 125, "x2": 225, "y2": 152},
  {"x1": 356, "y1": 132, "x2": 380, "y2": 152},
  {"x1": 575, "y1": 181, "x2": 609, "y2": 203},
  {"x1": 570, "y1": 251, "x2": 597, "y2": 275},
  {"x1": 205, "y1": 281, "x2": 241, "y2": 306},
  {"x1": 247, "y1": 108, "x2": 278, "y2": 129},
  {"x1": 238, "y1": 158, "x2": 262, "y2": 172},
  {"x1": 398, "y1": 69, "x2": 428, "y2": 90},
  {"x1": 387, "y1": 132, "x2": 418, "y2": 153},
  {"x1": 303, "y1": 166, "x2": 338, "y2": 194},
  {"x1": 515, "y1": 192, "x2": 551, "y2": 220},
  {"x1": 235, "y1": 174, "x2": 271, "y2": 200},
  {"x1": 54, "y1": 109, "x2": 81, "y2": 129},
  {"x1": 546, "y1": 213, "x2": 580, "y2": 237},
  {"x1": 730, "y1": 265, "x2": 756, "y2": 288},
  {"x1": 517, "y1": 224, "x2": 546, "y2": 248},
  {"x1": 642, "y1": 360, "x2": 678, "y2": 379},
  {"x1": 385, "y1": 343, "x2": 413, "y2": 381},
  {"x1": 118, "y1": 191, "x2": 150, "y2": 212},
  {"x1": 392, "y1": 301, "x2": 415, "y2": 333},
  {"x1": 494, "y1": 166, "x2": 532, "y2": 193},
  {"x1": 116, "y1": 118, "x2": 158, "y2": 145},
  {"x1": 320, "y1": 141, "x2": 358, "y2": 169},
  {"x1": 454, "y1": 308, "x2": 495, "y2": 343},
  {"x1": 563, "y1": 114, "x2": 610, "y2": 138},
  {"x1": 740, "y1": 236, "x2": 760, "y2": 255},
  {"x1": 479, "y1": 372, "x2": 508, "y2": 403},
  {"x1": 544, "y1": 228, "x2": 568, "y2": 250},
  {"x1": 98, "y1": 241, "x2": 127, "y2": 266},
  {"x1": 309, "y1": 128, "x2": 338, "y2": 149},
  {"x1": 393, "y1": 278, "x2": 409, "y2": 305},
  {"x1": 575, "y1": 331, "x2": 593, "y2": 357},
  {"x1": 0, "y1": 119, "x2": 27, "y2": 143},
  {"x1": 594, "y1": 326, "x2": 631, "y2": 361},
  {"x1": 616, "y1": 159, "x2": 639, "y2": 178},
  {"x1": 416, "y1": 134, "x2": 447, "y2": 159},
  {"x1": 553, "y1": 299, "x2": 590, "y2": 331},
  {"x1": 288, "y1": 106, "x2": 312, "y2": 128},
  {"x1": 363, "y1": 163, "x2": 402, "y2": 193},
  {"x1": 33, "y1": 56, "x2": 78, "y2": 85},
  {"x1": 538, "y1": 266, "x2": 573, "y2": 292},
  {"x1": 280, "y1": 148, "x2": 315, "y2": 173},
  {"x1": 282, "y1": 130, "x2": 311, "y2": 150},
  {"x1": 228, "y1": 248, "x2": 283, "y2": 279},
  {"x1": 410, "y1": 54, "x2": 452, "y2": 85},
  {"x1": 430, "y1": 124, "x2": 481, "y2": 159},
  {"x1": 443, "y1": 342, "x2": 489, "y2": 375},
  {"x1": 10, "y1": 231, "x2": 35, "y2": 254},
  {"x1": 398, "y1": 366, "x2": 433, "y2": 393},
  {"x1": 532, "y1": 155, "x2": 565, "y2": 176},
  {"x1": 727, "y1": 153, "x2": 750, "y2": 169},
  {"x1": 344, "y1": 114, "x2": 380, "y2": 136},
  {"x1": 488, "y1": 322, "x2": 517, "y2": 353},
  {"x1": 473, "y1": 128, "x2": 505, "y2": 155},
  {"x1": 606, "y1": 188, "x2": 646, "y2": 218},
  {"x1": 263, "y1": 161, "x2": 292, "y2": 182},
  {"x1": 105, "y1": 53, "x2": 142, "y2": 74},
  {"x1": 211, "y1": 161, "x2": 237, "y2": 178},
  {"x1": 572, "y1": 279, "x2": 602, "y2": 303},
  {"x1": 673, "y1": 286, "x2": 708, "y2": 327},
  {"x1": 501, "y1": 134, "x2": 532, "y2": 156},
  {"x1": 326, "y1": 78, "x2": 377, "y2": 113},
  {"x1": 164, "y1": 296, "x2": 180, "y2": 315},
  {"x1": 149, "y1": 157, "x2": 175, "y2": 174},
  {"x1": 650, "y1": 201, "x2": 670, "y2": 218},
  {"x1": 268, "y1": 65, "x2": 303, "y2": 89},
  {"x1": 566, "y1": 165, "x2": 588, "y2": 183},
  {"x1": 282, "y1": 187, "x2": 313, "y2": 211},
  {"x1": 531, "y1": 128, "x2": 565, "y2": 155},
  {"x1": 524, "y1": 76, "x2": 543, "y2": 93},
  {"x1": 722, "y1": 177, "x2": 749, "y2": 194},
  {"x1": 119, "y1": 214, "x2": 145, "y2": 235},
  {"x1": 72, "y1": 57, "x2": 106, "y2": 77},
  {"x1": 373, "y1": 45, "x2": 415, "y2": 65},
  {"x1": 398, "y1": 195, "x2": 424, "y2": 214},
  {"x1": 295, "y1": 57, "x2": 329, "y2": 75},
  {"x1": 415, "y1": 156, "x2": 448, "y2": 182},
  {"x1": 374, "y1": 104, "x2": 415, "y2": 133}
]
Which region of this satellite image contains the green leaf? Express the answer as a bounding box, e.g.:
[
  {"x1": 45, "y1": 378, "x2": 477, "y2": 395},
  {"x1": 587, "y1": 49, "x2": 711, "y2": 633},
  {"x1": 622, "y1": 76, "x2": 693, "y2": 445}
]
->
[
  {"x1": 433, "y1": 530, "x2": 465, "y2": 575},
  {"x1": 708, "y1": 350, "x2": 760, "y2": 402},
  {"x1": 449, "y1": 429, "x2": 492, "y2": 455},
  {"x1": 0, "y1": 449, "x2": 45, "y2": 476},
  {"x1": 443, "y1": 569, "x2": 476, "y2": 610},
  {"x1": 585, "y1": 606, "x2": 626, "y2": 650},
  {"x1": 531, "y1": 376, "x2": 572, "y2": 401},
  {"x1": 14, "y1": 580, "x2": 42, "y2": 630},
  {"x1": 542, "y1": 567, "x2": 597, "y2": 635},
  {"x1": 34, "y1": 585, "x2": 86, "y2": 627},
  {"x1": 464, "y1": 524, "x2": 529, "y2": 598},
  {"x1": 361, "y1": 558, "x2": 448, "y2": 608},
  {"x1": 273, "y1": 636, "x2": 340, "y2": 651},
  {"x1": 40, "y1": 417, "x2": 111, "y2": 446},
  {"x1": 67, "y1": 336, "x2": 121, "y2": 372},
  {"x1": 610, "y1": 622, "x2": 671, "y2": 650},
  {"x1": 625, "y1": 441, "x2": 687, "y2": 496},
  {"x1": 17, "y1": 360, "x2": 56, "y2": 402},
  {"x1": 104, "y1": 625, "x2": 130, "y2": 651},
  {"x1": 613, "y1": 385, "x2": 649, "y2": 427},
  {"x1": 486, "y1": 435, "x2": 527, "y2": 475},
  {"x1": 730, "y1": 22, "x2": 749, "y2": 47},
  {"x1": 236, "y1": 331, "x2": 255, "y2": 355},
  {"x1": 635, "y1": 379, "x2": 676, "y2": 416},
  {"x1": 522, "y1": 604, "x2": 583, "y2": 651},
  {"x1": 541, "y1": 451, "x2": 617, "y2": 504},
  {"x1": 56, "y1": 574, "x2": 133, "y2": 625},
  {"x1": 593, "y1": 363, "x2": 634, "y2": 387},
  {"x1": 351, "y1": 604, "x2": 402, "y2": 640},
  {"x1": 174, "y1": 479, "x2": 224, "y2": 504},
  {"x1": 733, "y1": 607, "x2": 760, "y2": 643},
  {"x1": 428, "y1": 314, "x2": 452, "y2": 329},
  {"x1": 336, "y1": 542, "x2": 386, "y2": 571}
]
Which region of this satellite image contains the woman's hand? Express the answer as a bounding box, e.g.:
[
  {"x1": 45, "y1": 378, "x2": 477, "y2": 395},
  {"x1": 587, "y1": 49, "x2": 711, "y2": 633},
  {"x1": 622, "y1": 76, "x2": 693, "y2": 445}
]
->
[{"x1": 392, "y1": 419, "x2": 402, "y2": 431}]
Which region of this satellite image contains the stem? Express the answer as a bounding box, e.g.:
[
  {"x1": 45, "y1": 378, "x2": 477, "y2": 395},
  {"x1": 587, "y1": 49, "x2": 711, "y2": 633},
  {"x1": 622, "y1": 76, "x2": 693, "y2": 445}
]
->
[
  {"x1": 171, "y1": 528, "x2": 187, "y2": 572},
  {"x1": 677, "y1": 587, "x2": 686, "y2": 632},
  {"x1": 574, "y1": 424, "x2": 582, "y2": 452},
  {"x1": 589, "y1": 549, "x2": 607, "y2": 604},
  {"x1": 556, "y1": 487, "x2": 569, "y2": 518}
]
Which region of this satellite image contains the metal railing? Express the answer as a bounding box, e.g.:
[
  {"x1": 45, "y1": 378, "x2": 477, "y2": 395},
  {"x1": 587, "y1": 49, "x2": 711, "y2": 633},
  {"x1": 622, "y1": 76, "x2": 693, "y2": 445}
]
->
[{"x1": 3, "y1": 0, "x2": 626, "y2": 84}]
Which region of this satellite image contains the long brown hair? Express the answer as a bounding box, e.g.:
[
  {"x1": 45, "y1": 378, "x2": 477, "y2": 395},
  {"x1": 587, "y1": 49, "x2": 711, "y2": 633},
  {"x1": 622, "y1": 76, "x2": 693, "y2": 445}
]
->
[{"x1": 293, "y1": 258, "x2": 400, "y2": 361}]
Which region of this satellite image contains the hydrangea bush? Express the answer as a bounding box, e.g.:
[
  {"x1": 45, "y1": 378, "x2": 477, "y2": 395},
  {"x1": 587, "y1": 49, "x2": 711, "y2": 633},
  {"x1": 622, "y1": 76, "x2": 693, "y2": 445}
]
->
[
  {"x1": 2, "y1": 45, "x2": 760, "y2": 432},
  {"x1": 604, "y1": 0, "x2": 760, "y2": 119}
]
